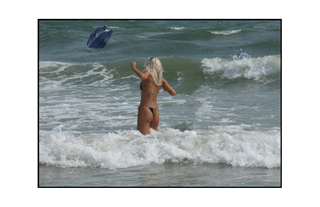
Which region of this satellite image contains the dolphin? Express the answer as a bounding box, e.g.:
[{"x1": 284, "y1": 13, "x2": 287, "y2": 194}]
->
[{"x1": 87, "y1": 25, "x2": 113, "y2": 48}]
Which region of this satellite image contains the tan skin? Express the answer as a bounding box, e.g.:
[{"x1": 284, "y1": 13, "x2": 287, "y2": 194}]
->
[{"x1": 130, "y1": 61, "x2": 176, "y2": 135}]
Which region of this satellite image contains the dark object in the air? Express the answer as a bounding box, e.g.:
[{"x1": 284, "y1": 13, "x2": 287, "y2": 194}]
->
[{"x1": 87, "y1": 25, "x2": 113, "y2": 48}]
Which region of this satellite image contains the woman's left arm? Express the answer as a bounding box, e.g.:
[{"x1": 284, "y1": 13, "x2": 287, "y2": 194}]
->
[{"x1": 130, "y1": 62, "x2": 149, "y2": 80}]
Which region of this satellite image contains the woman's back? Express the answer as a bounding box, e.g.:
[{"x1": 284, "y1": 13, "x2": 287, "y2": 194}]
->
[{"x1": 140, "y1": 75, "x2": 161, "y2": 108}]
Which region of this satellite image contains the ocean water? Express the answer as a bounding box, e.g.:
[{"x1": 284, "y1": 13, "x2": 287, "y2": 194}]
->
[{"x1": 39, "y1": 20, "x2": 281, "y2": 187}]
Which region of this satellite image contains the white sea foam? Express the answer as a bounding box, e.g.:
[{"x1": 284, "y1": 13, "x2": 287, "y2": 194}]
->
[
  {"x1": 169, "y1": 27, "x2": 185, "y2": 30},
  {"x1": 39, "y1": 61, "x2": 76, "y2": 71},
  {"x1": 209, "y1": 29, "x2": 241, "y2": 35},
  {"x1": 39, "y1": 61, "x2": 114, "y2": 89},
  {"x1": 201, "y1": 53, "x2": 280, "y2": 80},
  {"x1": 39, "y1": 126, "x2": 280, "y2": 169}
]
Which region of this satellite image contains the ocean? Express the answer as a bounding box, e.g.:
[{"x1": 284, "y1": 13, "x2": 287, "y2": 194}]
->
[{"x1": 39, "y1": 20, "x2": 281, "y2": 187}]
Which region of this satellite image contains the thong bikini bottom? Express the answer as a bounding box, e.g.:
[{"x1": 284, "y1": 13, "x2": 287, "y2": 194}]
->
[{"x1": 139, "y1": 105, "x2": 158, "y2": 116}]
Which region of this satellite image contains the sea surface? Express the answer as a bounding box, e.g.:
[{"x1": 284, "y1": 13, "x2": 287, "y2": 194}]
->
[{"x1": 39, "y1": 20, "x2": 281, "y2": 187}]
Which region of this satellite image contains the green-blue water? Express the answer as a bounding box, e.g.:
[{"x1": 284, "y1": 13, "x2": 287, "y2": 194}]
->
[{"x1": 39, "y1": 20, "x2": 281, "y2": 187}]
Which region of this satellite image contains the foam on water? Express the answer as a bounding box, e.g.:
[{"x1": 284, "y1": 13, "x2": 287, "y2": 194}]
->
[
  {"x1": 209, "y1": 29, "x2": 241, "y2": 35},
  {"x1": 39, "y1": 61, "x2": 115, "y2": 89},
  {"x1": 201, "y1": 53, "x2": 280, "y2": 80},
  {"x1": 39, "y1": 125, "x2": 280, "y2": 169},
  {"x1": 169, "y1": 27, "x2": 185, "y2": 30}
]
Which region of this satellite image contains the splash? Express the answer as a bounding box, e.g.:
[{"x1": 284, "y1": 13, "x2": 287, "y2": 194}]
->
[
  {"x1": 201, "y1": 53, "x2": 280, "y2": 80},
  {"x1": 39, "y1": 126, "x2": 280, "y2": 169}
]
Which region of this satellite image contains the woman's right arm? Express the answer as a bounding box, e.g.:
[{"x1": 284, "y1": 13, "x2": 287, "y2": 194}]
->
[
  {"x1": 130, "y1": 62, "x2": 149, "y2": 80},
  {"x1": 162, "y1": 79, "x2": 176, "y2": 96}
]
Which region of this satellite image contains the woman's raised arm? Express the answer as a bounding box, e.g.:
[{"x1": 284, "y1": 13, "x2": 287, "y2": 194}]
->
[{"x1": 130, "y1": 62, "x2": 149, "y2": 80}]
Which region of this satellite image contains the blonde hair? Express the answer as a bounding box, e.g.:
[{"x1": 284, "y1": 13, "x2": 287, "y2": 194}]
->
[{"x1": 145, "y1": 57, "x2": 163, "y2": 86}]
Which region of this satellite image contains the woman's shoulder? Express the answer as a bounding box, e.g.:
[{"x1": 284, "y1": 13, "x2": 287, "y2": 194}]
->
[
  {"x1": 161, "y1": 78, "x2": 167, "y2": 85},
  {"x1": 143, "y1": 69, "x2": 151, "y2": 76},
  {"x1": 139, "y1": 70, "x2": 151, "y2": 80}
]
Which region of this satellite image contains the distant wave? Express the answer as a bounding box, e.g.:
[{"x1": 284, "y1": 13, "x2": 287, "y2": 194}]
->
[
  {"x1": 253, "y1": 26, "x2": 267, "y2": 29},
  {"x1": 209, "y1": 29, "x2": 241, "y2": 35},
  {"x1": 169, "y1": 27, "x2": 185, "y2": 30}
]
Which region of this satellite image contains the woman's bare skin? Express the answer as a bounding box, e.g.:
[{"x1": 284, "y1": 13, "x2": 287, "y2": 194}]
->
[{"x1": 130, "y1": 61, "x2": 175, "y2": 135}]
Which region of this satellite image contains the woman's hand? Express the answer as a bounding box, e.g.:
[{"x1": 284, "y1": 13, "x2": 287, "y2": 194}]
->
[
  {"x1": 130, "y1": 61, "x2": 150, "y2": 80},
  {"x1": 130, "y1": 62, "x2": 136, "y2": 69}
]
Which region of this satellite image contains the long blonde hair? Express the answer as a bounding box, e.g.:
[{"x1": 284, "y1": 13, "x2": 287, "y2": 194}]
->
[{"x1": 145, "y1": 57, "x2": 163, "y2": 86}]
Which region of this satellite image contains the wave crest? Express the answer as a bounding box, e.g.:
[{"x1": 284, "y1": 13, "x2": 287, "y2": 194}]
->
[
  {"x1": 209, "y1": 29, "x2": 241, "y2": 35},
  {"x1": 39, "y1": 126, "x2": 280, "y2": 169},
  {"x1": 201, "y1": 53, "x2": 280, "y2": 80},
  {"x1": 169, "y1": 27, "x2": 185, "y2": 30}
]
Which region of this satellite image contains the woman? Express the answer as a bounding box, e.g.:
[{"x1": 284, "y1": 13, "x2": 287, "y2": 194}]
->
[{"x1": 130, "y1": 57, "x2": 176, "y2": 135}]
